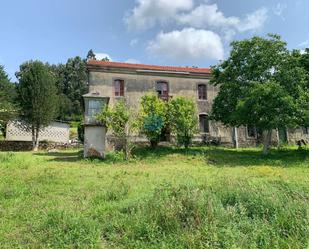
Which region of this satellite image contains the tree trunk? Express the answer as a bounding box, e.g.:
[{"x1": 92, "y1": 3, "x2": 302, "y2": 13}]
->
[
  {"x1": 150, "y1": 140, "x2": 158, "y2": 148},
  {"x1": 276, "y1": 129, "x2": 280, "y2": 148},
  {"x1": 33, "y1": 127, "x2": 39, "y2": 151},
  {"x1": 262, "y1": 130, "x2": 272, "y2": 155},
  {"x1": 124, "y1": 126, "x2": 130, "y2": 161},
  {"x1": 233, "y1": 127, "x2": 239, "y2": 149},
  {"x1": 31, "y1": 126, "x2": 36, "y2": 151},
  {"x1": 124, "y1": 138, "x2": 129, "y2": 161}
]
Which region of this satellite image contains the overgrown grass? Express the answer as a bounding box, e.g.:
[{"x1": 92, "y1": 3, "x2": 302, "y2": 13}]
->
[{"x1": 0, "y1": 146, "x2": 308, "y2": 248}]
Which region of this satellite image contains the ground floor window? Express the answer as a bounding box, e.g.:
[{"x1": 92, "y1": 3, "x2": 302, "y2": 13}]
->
[
  {"x1": 199, "y1": 114, "x2": 209, "y2": 133},
  {"x1": 302, "y1": 127, "x2": 308, "y2": 135},
  {"x1": 247, "y1": 126, "x2": 257, "y2": 138},
  {"x1": 156, "y1": 81, "x2": 169, "y2": 100}
]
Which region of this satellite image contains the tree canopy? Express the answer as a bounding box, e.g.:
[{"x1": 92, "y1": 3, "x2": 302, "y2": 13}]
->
[
  {"x1": 0, "y1": 65, "x2": 17, "y2": 134},
  {"x1": 211, "y1": 34, "x2": 309, "y2": 154},
  {"x1": 49, "y1": 56, "x2": 88, "y2": 121},
  {"x1": 16, "y1": 61, "x2": 58, "y2": 150}
]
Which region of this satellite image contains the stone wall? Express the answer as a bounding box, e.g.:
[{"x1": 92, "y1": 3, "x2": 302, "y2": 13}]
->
[
  {"x1": 6, "y1": 120, "x2": 70, "y2": 143},
  {"x1": 0, "y1": 141, "x2": 81, "y2": 151}
]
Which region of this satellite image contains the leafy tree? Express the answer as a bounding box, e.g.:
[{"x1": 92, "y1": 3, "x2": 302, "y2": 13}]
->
[
  {"x1": 16, "y1": 61, "x2": 58, "y2": 151},
  {"x1": 299, "y1": 48, "x2": 309, "y2": 126},
  {"x1": 300, "y1": 48, "x2": 309, "y2": 72},
  {"x1": 0, "y1": 65, "x2": 17, "y2": 136},
  {"x1": 63, "y1": 57, "x2": 88, "y2": 119},
  {"x1": 140, "y1": 93, "x2": 167, "y2": 147},
  {"x1": 86, "y1": 49, "x2": 96, "y2": 60},
  {"x1": 168, "y1": 97, "x2": 198, "y2": 148},
  {"x1": 235, "y1": 82, "x2": 299, "y2": 154},
  {"x1": 211, "y1": 34, "x2": 308, "y2": 154},
  {"x1": 77, "y1": 122, "x2": 84, "y2": 143},
  {"x1": 97, "y1": 100, "x2": 138, "y2": 160},
  {"x1": 100, "y1": 56, "x2": 110, "y2": 62},
  {"x1": 49, "y1": 57, "x2": 88, "y2": 121}
]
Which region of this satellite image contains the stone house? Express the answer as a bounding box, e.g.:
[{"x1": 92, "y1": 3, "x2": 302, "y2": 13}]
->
[{"x1": 83, "y1": 60, "x2": 309, "y2": 157}]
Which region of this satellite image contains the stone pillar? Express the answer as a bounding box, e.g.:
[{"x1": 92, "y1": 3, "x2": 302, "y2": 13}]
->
[
  {"x1": 84, "y1": 125, "x2": 107, "y2": 158},
  {"x1": 83, "y1": 92, "x2": 110, "y2": 159}
]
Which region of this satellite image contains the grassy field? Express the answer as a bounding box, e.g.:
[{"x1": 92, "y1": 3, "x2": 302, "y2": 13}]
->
[{"x1": 0, "y1": 146, "x2": 308, "y2": 248}]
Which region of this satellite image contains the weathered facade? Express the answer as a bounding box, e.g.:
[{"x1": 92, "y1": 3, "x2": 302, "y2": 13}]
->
[{"x1": 84, "y1": 60, "x2": 309, "y2": 155}]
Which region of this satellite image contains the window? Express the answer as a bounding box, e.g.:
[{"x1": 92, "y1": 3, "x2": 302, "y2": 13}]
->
[
  {"x1": 198, "y1": 84, "x2": 207, "y2": 100},
  {"x1": 114, "y1": 79, "x2": 124, "y2": 97},
  {"x1": 199, "y1": 114, "x2": 209, "y2": 133},
  {"x1": 247, "y1": 126, "x2": 256, "y2": 138},
  {"x1": 88, "y1": 100, "x2": 103, "y2": 118},
  {"x1": 156, "y1": 81, "x2": 169, "y2": 100},
  {"x1": 302, "y1": 127, "x2": 309, "y2": 135}
]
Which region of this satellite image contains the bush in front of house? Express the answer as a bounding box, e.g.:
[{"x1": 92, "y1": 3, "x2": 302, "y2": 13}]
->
[
  {"x1": 139, "y1": 93, "x2": 167, "y2": 148},
  {"x1": 168, "y1": 97, "x2": 198, "y2": 149}
]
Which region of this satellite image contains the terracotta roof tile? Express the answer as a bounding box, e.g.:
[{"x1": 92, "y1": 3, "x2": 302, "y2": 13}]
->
[{"x1": 87, "y1": 60, "x2": 211, "y2": 74}]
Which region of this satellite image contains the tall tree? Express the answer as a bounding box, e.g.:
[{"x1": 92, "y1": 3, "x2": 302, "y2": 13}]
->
[
  {"x1": 86, "y1": 49, "x2": 96, "y2": 60},
  {"x1": 0, "y1": 65, "x2": 17, "y2": 135},
  {"x1": 63, "y1": 57, "x2": 88, "y2": 119},
  {"x1": 48, "y1": 57, "x2": 88, "y2": 121},
  {"x1": 299, "y1": 48, "x2": 309, "y2": 127},
  {"x1": 211, "y1": 34, "x2": 308, "y2": 154},
  {"x1": 16, "y1": 61, "x2": 58, "y2": 151}
]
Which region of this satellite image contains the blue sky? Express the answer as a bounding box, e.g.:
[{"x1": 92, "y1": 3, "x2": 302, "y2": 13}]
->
[{"x1": 0, "y1": 0, "x2": 308, "y2": 80}]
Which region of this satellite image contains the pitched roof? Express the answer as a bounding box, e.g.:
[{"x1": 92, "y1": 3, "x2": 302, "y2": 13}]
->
[{"x1": 87, "y1": 60, "x2": 211, "y2": 74}]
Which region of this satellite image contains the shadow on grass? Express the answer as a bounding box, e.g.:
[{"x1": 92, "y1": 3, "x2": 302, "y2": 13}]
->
[
  {"x1": 132, "y1": 145, "x2": 308, "y2": 168},
  {"x1": 132, "y1": 146, "x2": 205, "y2": 159},
  {"x1": 34, "y1": 146, "x2": 308, "y2": 167},
  {"x1": 34, "y1": 150, "x2": 84, "y2": 162},
  {"x1": 204, "y1": 147, "x2": 309, "y2": 168}
]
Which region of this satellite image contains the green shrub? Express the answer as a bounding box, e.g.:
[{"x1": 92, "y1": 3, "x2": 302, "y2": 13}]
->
[
  {"x1": 77, "y1": 122, "x2": 84, "y2": 143},
  {"x1": 168, "y1": 97, "x2": 198, "y2": 148},
  {"x1": 140, "y1": 93, "x2": 167, "y2": 147}
]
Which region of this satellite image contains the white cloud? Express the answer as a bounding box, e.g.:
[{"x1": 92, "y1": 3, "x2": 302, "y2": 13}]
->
[
  {"x1": 125, "y1": 59, "x2": 141, "y2": 64},
  {"x1": 178, "y1": 4, "x2": 239, "y2": 30},
  {"x1": 130, "y1": 38, "x2": 139, "y2": 47},
  {"x1": 273, "y1": 3, "x2": 287, "y2": 17},
  {"x1": 95, "y1": 53, "x2": 112, "y2": 61},
  {"x1": 178, "y1": 4, "x2": 268, "y2": 36},
  {"x1": 147, "y1": 28, "x2": 224, "y2": 60},
  {"x1": 237, "y1": 7, "x2": 268, "y2": 32},
  {"x1": 125, "y1": 0, "x2": 194, "y2": 31},
  {"x1": 298, "y1": 40, "x2": 309, "y2": 48},
  {"x1": 126, "y1": 1, "x2": 268, "y2": 42}
]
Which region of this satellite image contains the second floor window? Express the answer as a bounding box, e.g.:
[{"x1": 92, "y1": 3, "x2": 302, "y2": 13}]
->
[
  {"x1": 198, "y1": 84, "x2": 207, "y2": 100},
  {"x1": 114, "y1": 79, "x2": 124, "y2": 97},
  {"x1": 156, "y1": 81, "x2": 169, "y2": 100}
]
